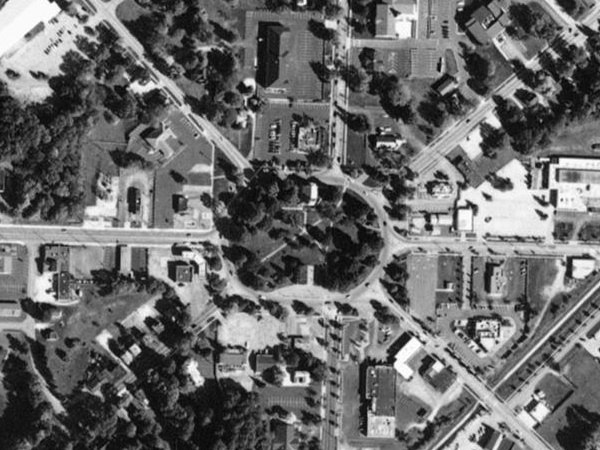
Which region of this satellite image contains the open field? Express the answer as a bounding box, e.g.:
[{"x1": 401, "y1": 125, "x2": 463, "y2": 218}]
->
[
  {"x1": 535, "y1": 372, "x2": 573, "y2": 410},
  {"x1": 538, "y1": 347, "x2": 600, "y2": 450}
]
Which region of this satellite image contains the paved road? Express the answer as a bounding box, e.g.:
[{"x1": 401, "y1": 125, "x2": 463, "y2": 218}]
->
[
  {"x1": 383, "y1": 295, "x2": 555, "y2": 450},
  {"x1": 494, "y1": 275, "x2": 600, "y2": 390},
  {"x1": 86, "y1": 0, "x2": 251, "y2": 171},
  {"x1": 410, "y1": 5, "x2": 600, "y2": 177},
  {"x1": 0, "y1": 224, "x2": 217, "y2": 247}
]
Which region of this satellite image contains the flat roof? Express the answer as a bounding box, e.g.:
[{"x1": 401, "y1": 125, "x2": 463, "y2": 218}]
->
[
  {"x1": 0, "y1": 0, "x2": 61, "y2": 56},
  {"x1": 365, "y1": 366, "x2": 396, "y2": 416}
]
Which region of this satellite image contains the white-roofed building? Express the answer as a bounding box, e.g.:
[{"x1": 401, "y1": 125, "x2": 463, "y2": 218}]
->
[
  {"x1": 456, "y1": 208, "x2": 474, "y2": 232},
  {"x1": 0, "y1": 0, "x2": 61, "y2": 57},
  {"x1": 570, "y1": 257, "x2": 596, "y2": 279},
  {"x1": 393, "y1": 335, "x2": 422, "y2": 380},
  {"x1": 542, "y1": 156, "x2": 600, "y2": 212}
]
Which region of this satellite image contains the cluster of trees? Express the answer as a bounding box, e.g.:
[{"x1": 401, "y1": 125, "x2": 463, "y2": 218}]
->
[
  {"x1": 125, "y1": 0, "x2": 251, "y2": 128},
  {"x1": 494, "y1": 31, "x2": 599, "y2": 154},
  {"x1": 90, "y1": 269, "x2": 165, "y2": 296},
  {"x1": 370, "y1": 299, "x2": 399, "y2": 326},
  {"x1": 507, "y1": 4, "x2": 561, "y2": 42},
  {"x1": 265, "y1": 0, "x2": 342, "y2": 18},
  {"x1": 462, "y1": 46, "x2": 497, "y2": 96},
  {"x1": 220, "y1": 171, "x2": 382, "y2": 292},
  {"x1": 556, "y1": 0, "x2": 590, "y2": 18},
  {"x1": 0, "y1": 340, "x2": 58, "y2": 448},
  {"x1": 272, "y1": 345, "x2": 328, "y2": 382},
  {"x1": 381, "y1": 256, "x2": 410, "y2": 307}
]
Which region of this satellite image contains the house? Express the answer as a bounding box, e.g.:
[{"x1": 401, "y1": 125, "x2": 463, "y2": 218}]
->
[
  {"x1": 169, "y1": 261, "x2": 194, "y2": 283},
  {"x1": 218, "y1": 349, "x2": 249, "y2": 372},
  {"x1": 433, "y1": 74, "x2": 459, "y2": 97},
  {"x1": 0, "y1": 0, "x2": 61, "y2": 57},
  {"x1": 364, "y1": 365, "x2": 396, "y2": 438},
  {"x1": 375, "y1": 133, "x2": 406, "y2": 150},
  {"x1": 256, "y1": 22, "x2": 289, "y2": 88},
  {"x1": 44, "y1": 244, "x2": 70, "y2": 272},
  {"x1": 393, "y1": 334, "x2": 422, "y2": 380},
  {"x1": 255, "y1": 353, "x2": 278, "y2": 375},
  {"x1": 271, "y1": 420, "x2": 295, "y2": 450},
  {"x1": 569, "y1": 257, "x2": 596, "y2": 279},
  {"x1": 140, "y1": 122, "x2": 184, "y2": 160},
  {"x1": 127, "y1": 186, "x2": 141, "y2": 214},
  {"x1": 420, "y1": 356, "x2": 456, "y2": 393},
  {"x1": 466, "y1": 0, "x2": 510, "y2": 45}
]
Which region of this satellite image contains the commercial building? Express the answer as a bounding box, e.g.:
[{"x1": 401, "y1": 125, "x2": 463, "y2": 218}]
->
[
  {"x1": 393, "y1": 334, "x2": 422, "y2": 380},
  {"x1": 540, "y1": 156, "x2": 600, "y2": 212},
  {"x1": 456, "y1": 207, "x2": 474, "y2": 232},
  {"x1": 0, "y1": 0, "x2": 61, "y2": 57},
  {"x1": 217, "y1": 349, "x2": 249, "y2": 372},
  {"x1": 466, "y1": 0, "x2": 510, "y2": 45},
  {"x1": 485, "y1": 261, "x2": 506, "y2": 296},
  {"x1": 420, "y1": 356, "x2": 456, "y2": 393},
  {"x1": 256, "y1": 22, "x2": 288, "y2": 88},
  {"x1": 364, "y1": 365, "x2": 396, "y2": 438},
  {"x1": 569, "y1": 257, "x2": 596, "y2": 279},
  {"x1": 375, "y1": 0, "x2": 417, "y2": 39}
]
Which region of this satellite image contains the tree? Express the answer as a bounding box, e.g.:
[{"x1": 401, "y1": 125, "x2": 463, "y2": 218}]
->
[
  {"x1": 262, "y1": 365, "x2": 285, "y2": 386},
  {"x1": 306, "y1": 150, "x2": 331, "y2": 168},
  {"x1": 346, "y1": 112, "x2": 370, "y2": 133}
]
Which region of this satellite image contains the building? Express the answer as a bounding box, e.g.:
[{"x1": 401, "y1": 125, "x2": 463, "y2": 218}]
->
[
  {"x1": 169, "y1": 261, "x2": 194, "y2": 283},
  {"x1": 569, "y1": 257, "x2": 596, "y2": 279},
  {"x1": 456, "y1": 207, "x2": 474, "y2": 232},
  {"x1": 375, "y1": 133, "x2": 406, "y2": 150},
  {"x1": 255, "y1": 353, "x2": 278, "y2": 375},
  {"x1": 217, "y1": 349, "x2": 249, "y2": 372},
  {"x1": 420, "y1": 356, "x2": 456, "y2": 393},
  {"x1": 271, "y1": 420, "x2": 295, "y2": 450},
  {"x1": 393, "y1": 334, "x2": 422, "y2": 380},
  {"x1": 0, "y1": 0, "x2": 61, "y2": 57},
  {"x1": 433, "y1": 74, "x2": 459, "y2": 97},
  {"x1": 517, "y1": 395, "x2": 552, "y2": 428},
  {"x1": 127, "y1": 186, "x2": 141, "y2": 214},
  {"x1": 364, "y1": 365, "x2": 396, "y2": 438},
  {"x1": 54, "y1": 271, "x2": 73, "y2": 302},
  {"x1": 466, "y1": 0, "x2": 510, "y2": 45},
  {"x1": 541, "y1": 156, "x2": 600, "y2": 212},
  {"x1": 0, "y1": 300, "x2": 22, "y2": 319},
  {"x1": 375, "y1": 0, "x2": 417, "y2": 39},
  {"x1": 485, "y1": 261, "x2": 506, "y2": 296},
  {"x1": 256, "y1": 22, "x2": 288, "y2": 88},
  {"x1": 140, "y1": 121, "x2": 184, "y2": 160}
]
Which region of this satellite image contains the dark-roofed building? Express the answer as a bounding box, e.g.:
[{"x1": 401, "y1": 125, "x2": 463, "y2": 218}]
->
[
  {"x1": 131, "y1": 247, "x2": 148, "y2": 275},
  {"x1": 364, "y1": 365, "x2": 396, "y2": 438},
  {"x1": 433, "y1": 74, "x2": 459, "y2": 97},
  {"x1": 256, "y1": 22, "x2": 288, "y2": 88},
  {"x1": 466, "y1": 0, "x2": 510, "y2": 45},
  {"x1": 271, "y1": 420, "x2": 295, "y2": 450},
  {"x1": 497, "y1": 437, "x2": 518, "y2": 450},
  {"x1": 420, "y1": 356, "x2": 456, "y2": 393},
  {"x1": 375, "y1": 4, "x2": 395, "y2": 38},
  {"x1": 218, "y1": 349, "x2": 249, "y2": 372},
  {"x1": 169, "y1": 261, "x2": 194, "y2": 283},
  {"x1": 54, "y1": 271, "x2": 72, "y2": 302},
  {"x1": 255, "y1": 353, "x2": 278, "y2": 374}
]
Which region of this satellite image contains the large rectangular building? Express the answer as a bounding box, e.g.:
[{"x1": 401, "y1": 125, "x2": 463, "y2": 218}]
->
[
  {"x1": 0, "y1": 0, "x2": 61, "y2": 57},
  {"x1": 364, "y1": 365, "x2": 396, "y2": 438},
  {"x1": 542, "y1": 156, "x2": 600, "y2": 212}
]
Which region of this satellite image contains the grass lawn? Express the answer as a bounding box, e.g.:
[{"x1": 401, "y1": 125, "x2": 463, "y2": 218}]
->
[
  {"x1": 473, "y1": 44, "x2": 513, "y2": 93},
  {"x1": 527, "y1": 257, "x2": 560, "y2": 314},
  {"x1": 535, "y1": 372, "x2": 573, "y2": 410},
  {"x1": 44, "y1": 290, "x2": 156, "y2": 396},
  {"x1": 541, "y1": 118, "x2": 600, "y2": 154},
  {"x1": 396, "y1": 390, "x2": 430, "y2": 430},
  {"x1": 538, "y1": 347, "x2": 600, "y2": 450}
]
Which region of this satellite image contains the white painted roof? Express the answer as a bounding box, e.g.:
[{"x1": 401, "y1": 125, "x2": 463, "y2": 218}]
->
[{"x1": 0, "y1": 0, "x2": 61, "y2": 57}]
